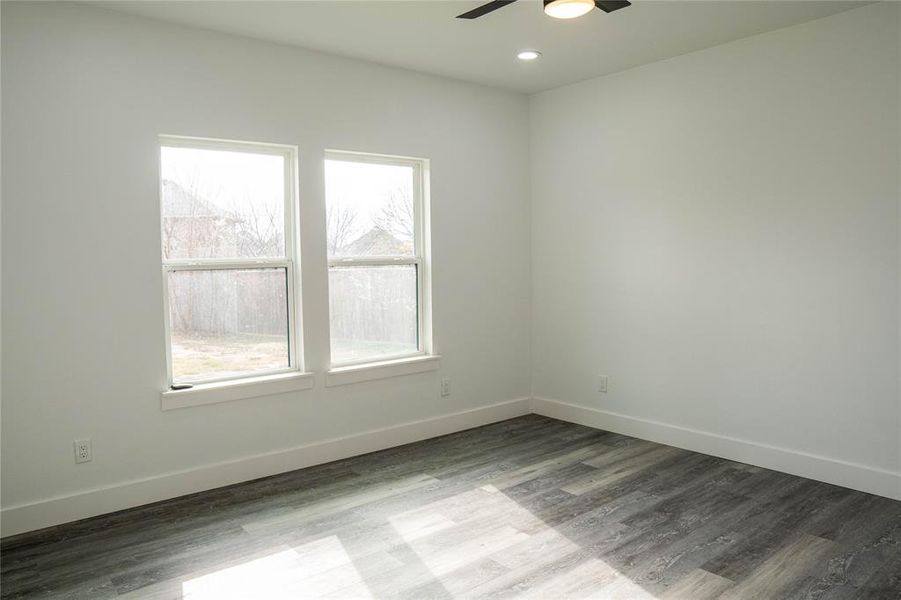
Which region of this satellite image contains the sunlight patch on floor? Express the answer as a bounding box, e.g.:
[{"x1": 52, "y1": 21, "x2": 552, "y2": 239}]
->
[
  {"x1": 388, "y1": 508, "x2": 457, "y2": 542},
  {"x1": 382, "y1": 487, "x2": 556, "y2": 594},
  {"x1": 522, "y1": 557, "x2": 658, "y2": 599},
  {"x1": 181, "y1": 487, "x2": 659, "y2": 599},
  {"x1": 181, "y1": 538, "x2": 372, "y2": 599}
]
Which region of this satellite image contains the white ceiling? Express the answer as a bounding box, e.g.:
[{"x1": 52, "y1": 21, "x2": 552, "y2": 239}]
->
[{"x1": 97, "y1": 0, "x2": 868, "y2": 94}]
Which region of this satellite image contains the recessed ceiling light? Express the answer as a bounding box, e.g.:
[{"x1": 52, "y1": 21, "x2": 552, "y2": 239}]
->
[
  {"x1": 544, "y1": 0, "x2": 595, "y2": 19},
  {"x1": 517, "y1": 50, "x2": 541, "y2": 61}
]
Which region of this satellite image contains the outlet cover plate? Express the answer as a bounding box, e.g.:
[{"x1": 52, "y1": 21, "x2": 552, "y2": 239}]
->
[{"x1": 74, "y1": 439, "x2": 92, "y2": 464}]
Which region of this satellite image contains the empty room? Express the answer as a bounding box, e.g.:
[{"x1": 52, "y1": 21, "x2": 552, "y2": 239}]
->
[{"x1": 1, "y1": 0, "x2": 899, "y2": 598}]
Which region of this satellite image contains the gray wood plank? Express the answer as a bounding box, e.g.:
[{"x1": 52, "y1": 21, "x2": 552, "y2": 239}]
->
[
  {"x1": 720, "y1": 533, "x2": 835, "y2": 599},
  {"x1": 661, "y1": 568, "x2": 734, "y2": 599}
]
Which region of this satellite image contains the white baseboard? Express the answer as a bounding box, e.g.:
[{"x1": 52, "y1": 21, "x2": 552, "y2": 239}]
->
[
  {"x1": 532, "y1": 397, "x2": 901, "y2": 501},
  {"x1": 1, "y1": 398, "x2": 531, "y2": 538}
]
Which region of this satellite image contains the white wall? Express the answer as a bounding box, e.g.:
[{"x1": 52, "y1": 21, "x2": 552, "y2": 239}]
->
[
  {"x1": 531, "y1": 2, "x2": 901, "y2": 498},
  {"x1": 0, "y1": 2, "x2": 532, "y2": 534}
]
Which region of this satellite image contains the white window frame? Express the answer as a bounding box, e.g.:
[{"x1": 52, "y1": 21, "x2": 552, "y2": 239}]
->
[
  {"x1": 159, "y1": 135, "x2": 306, "y2": 394},
  {"x1": 324, "y1": 150, "x2": 434, "y2": 372}
]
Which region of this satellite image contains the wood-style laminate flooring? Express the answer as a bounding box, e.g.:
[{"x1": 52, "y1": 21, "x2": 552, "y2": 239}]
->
[{"x1": 2, "y1": 415, "x2": 900, "y2": 599}]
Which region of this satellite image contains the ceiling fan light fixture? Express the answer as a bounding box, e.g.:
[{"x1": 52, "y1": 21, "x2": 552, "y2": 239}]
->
[{"x1": 543, "y1": 0, "x2": 595, "y2": 19}]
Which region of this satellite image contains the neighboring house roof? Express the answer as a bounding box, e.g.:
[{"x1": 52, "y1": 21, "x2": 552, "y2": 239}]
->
[
  {"x1": 162, "y1": 179, "x2": 231, "y2": 219},
  {"x1": 342, "y1": 227, "x2": 413, "y2": 256}
]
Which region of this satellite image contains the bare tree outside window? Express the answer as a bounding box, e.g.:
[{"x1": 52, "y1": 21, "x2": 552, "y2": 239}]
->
[
  {"x1": 235, "y1": 196, "x2": 284, "y2": 258},
  {"x1": 372, "y1": 187, "x2": 414, "y2": 243},
  {"x1": 326, "y1": 202, "x2": 358, "y2": 256}
]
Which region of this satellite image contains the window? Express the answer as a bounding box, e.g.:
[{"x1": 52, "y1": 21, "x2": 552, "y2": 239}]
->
[
  {"x1": 160, "y1": 136, "x2": 300, "y2": 387},
  {"x1": 325, "y1": 152, "x2": 431, "y2": 367}
]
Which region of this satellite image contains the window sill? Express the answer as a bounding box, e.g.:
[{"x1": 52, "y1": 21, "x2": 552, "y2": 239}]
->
[
  {"x1": 326, "y1": 355, "x2": 441, "y2": 387},
  {"x1": 160, "y1": 371, "x2": 315, "y2": 411}
]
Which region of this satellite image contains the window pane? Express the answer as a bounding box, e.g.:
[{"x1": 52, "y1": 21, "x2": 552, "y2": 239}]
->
[
  {"x1": 329, "y1": 265, "x2": 418, "y2": 364},
  {"x1": 168, "y1": 268, "x2": 289, "y2": 382},
  {"x1": 161, "y1": 146, "x2": 285, "y2": 259},
  {"x1": 325, "y1": 159, "x2": 415, "y2": 258}
]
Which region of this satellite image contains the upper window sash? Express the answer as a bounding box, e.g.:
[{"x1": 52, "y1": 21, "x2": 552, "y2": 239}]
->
[
  {"x1": 323, "y1": 151, "x2": 423, "y2": 260},
  {"x1": 159, "y1": 135, "x2": 298, "y2": 264}
]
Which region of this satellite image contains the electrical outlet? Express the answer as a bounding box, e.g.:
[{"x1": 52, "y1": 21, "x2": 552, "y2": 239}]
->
[
  {"x1": 74, "y1": 438, "x2": 92, "y2": 464},
  {"x1": 597, "y1": 376, "x2": 608, "y2": 393},
  {"x1": 440, "y1": 378, "x2": 451, "y2": 397}
]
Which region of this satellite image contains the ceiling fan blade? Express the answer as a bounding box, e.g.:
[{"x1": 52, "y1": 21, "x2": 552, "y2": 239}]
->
[
  {"x1": 594, "y1": 0, "x2": 631, "y2": 13},
  {"x1": 456, "y1": 0, "x2": 518, "y2": 19}
]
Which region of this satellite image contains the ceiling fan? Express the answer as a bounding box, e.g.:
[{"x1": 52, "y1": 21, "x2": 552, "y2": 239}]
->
[{"x1": 457, "y1": 0, "x2": 631, "y2": 20}]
